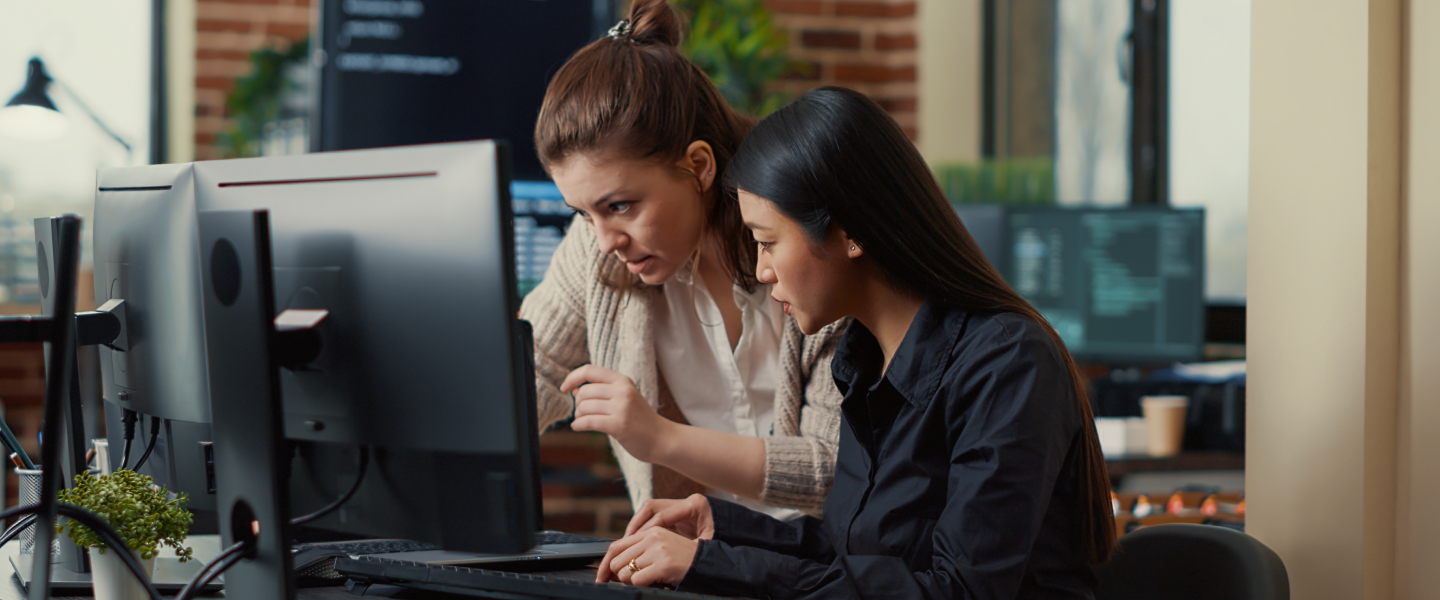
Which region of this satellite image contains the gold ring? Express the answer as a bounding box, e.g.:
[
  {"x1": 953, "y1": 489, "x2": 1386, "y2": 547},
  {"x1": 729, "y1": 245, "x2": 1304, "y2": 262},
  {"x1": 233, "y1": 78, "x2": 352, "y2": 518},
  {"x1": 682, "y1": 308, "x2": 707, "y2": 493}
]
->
[{"x1": 627, "y1": 558, "x2": 643, "y2": 573}]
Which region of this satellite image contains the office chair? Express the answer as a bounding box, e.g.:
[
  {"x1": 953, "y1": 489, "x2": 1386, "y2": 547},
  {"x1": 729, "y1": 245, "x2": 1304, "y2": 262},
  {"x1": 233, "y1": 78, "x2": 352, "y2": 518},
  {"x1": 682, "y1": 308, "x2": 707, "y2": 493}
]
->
[{"x1": 1096, "y1": 523, "x2": 1289, "y2": 600}]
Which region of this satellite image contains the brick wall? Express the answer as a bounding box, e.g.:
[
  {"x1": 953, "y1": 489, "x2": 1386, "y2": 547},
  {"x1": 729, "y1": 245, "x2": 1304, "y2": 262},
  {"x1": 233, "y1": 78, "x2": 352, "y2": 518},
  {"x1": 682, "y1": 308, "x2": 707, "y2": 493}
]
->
[
  {"x1": 193, "y1": 0, "x2": 313, "y2": 160},
  {"x1": 766, "y1": 0, "x2": 919, "y2": 139},
  {"x1": 187, "y1": 0, "x2": 919, "y2": 156}
]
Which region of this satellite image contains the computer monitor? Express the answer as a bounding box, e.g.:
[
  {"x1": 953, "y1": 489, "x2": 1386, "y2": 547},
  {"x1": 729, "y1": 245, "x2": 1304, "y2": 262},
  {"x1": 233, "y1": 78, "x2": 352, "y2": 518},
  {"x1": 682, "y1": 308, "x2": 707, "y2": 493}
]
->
[
  {"x1": 92, "y1": 163, "x2": 220, "y2": 532},
  {"x1": 1000, "y1": 206, "x2": 1206, "y2": 365},
  {"x1": 951, "y1": 203, "x2": 1007, "y2": 266},
  {"x1": 193, "y1": 142, "x2": 535, "y2": 556}
]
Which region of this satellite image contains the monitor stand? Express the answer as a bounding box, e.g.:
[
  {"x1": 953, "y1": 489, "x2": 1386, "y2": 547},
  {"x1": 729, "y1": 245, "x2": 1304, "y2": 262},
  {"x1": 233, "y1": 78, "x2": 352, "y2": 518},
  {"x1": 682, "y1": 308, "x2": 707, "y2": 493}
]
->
[{"x1": 198, "y1": 209, "x2": 296, "y2": 600}]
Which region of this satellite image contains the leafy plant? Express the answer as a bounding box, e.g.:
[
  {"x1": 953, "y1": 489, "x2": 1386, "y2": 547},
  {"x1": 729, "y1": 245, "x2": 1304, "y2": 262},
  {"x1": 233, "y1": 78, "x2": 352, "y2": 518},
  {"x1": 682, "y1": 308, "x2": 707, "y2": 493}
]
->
[
  {"x1": 674, "y1": 0, "x2": 806, "y2": 117},
  {"x1": 56, "y1": 469, "x2": 194, "y2": 562},
  {"x1": 219, "y1": 37, "x2": 310, "y2": 158},
  {"x1": 932, "y1": 158, "x2": 1056, "y2": 205}
]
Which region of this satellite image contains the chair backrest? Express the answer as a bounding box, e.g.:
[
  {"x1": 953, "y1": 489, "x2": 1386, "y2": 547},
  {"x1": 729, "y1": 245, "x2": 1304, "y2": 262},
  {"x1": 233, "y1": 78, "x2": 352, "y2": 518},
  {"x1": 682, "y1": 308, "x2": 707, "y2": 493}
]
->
[{"x1": 1095, "y1": 523, "x2": 1289, "y2": 600}]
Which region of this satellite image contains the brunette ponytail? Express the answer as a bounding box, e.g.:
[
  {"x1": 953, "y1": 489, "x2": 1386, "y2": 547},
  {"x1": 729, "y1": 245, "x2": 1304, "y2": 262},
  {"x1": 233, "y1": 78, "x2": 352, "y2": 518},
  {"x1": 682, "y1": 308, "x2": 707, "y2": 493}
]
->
[
  {"x1": 626, "y1": 0, "x2": 683, "y2": 46},
  {"x1": 536, "y1": 0, "x2": 756, "y2": 291}
]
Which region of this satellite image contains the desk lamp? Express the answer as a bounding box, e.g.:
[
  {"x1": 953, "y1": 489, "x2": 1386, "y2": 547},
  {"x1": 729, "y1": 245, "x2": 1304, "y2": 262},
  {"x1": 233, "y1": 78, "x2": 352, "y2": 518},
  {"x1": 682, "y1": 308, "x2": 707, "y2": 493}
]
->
[{"x1": 0, "y1": 57, "x2": 133, "y2": 161}]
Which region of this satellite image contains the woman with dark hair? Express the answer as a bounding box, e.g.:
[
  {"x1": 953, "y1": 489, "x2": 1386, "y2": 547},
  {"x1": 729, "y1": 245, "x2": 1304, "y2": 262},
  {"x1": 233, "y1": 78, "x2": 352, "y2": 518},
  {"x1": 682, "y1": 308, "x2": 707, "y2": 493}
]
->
[
  {"x1": 594, "y1": 86, "x2": 1116, "y2": 599},
  {"x1": 520, "y1": 0, "x2": 845, "y2": 518}
]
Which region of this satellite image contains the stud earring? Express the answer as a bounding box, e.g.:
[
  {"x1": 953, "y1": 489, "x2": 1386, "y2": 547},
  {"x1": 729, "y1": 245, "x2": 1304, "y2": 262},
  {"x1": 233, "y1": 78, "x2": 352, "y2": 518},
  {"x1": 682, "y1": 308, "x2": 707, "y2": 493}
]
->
[{"x1": 850, "y1": 245, "x2": 856, "y2": 251}]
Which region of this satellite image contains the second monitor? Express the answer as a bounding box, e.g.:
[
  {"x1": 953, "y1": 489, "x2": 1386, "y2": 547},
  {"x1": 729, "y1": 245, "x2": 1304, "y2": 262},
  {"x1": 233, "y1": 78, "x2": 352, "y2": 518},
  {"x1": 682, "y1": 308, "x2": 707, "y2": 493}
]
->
[{"x1": 192, "y1": 140, "x2": 537, "y2": 551}]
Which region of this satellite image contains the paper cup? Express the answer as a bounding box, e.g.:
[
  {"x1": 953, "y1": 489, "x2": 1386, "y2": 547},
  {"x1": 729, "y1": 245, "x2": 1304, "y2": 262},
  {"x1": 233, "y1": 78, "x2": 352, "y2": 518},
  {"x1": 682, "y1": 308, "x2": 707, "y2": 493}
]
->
[{"x1": 1141, "y1": 396, "x2": 1189, "y2": 457}]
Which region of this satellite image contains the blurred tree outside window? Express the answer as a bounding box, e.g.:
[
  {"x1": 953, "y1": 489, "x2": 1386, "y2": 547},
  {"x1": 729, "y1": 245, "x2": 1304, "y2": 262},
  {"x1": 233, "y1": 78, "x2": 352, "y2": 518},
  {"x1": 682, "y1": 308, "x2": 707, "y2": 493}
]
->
[
  {"x1": 673, "y1": 0, "x2": 806, "y2": 118},
  {"x1": 220, "y1": 38, "x2": 311, "y2": 159}
]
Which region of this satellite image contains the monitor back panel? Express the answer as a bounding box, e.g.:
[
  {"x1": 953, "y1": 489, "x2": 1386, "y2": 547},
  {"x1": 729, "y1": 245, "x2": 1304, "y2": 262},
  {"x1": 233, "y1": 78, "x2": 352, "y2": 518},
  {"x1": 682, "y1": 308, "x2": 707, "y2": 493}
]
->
[
  {"x1": 93, "y1": 163, "x2": 211, "y2": 425},
  {"x1": 193, "y1": 141, "x2": 520, "y2": 456}
]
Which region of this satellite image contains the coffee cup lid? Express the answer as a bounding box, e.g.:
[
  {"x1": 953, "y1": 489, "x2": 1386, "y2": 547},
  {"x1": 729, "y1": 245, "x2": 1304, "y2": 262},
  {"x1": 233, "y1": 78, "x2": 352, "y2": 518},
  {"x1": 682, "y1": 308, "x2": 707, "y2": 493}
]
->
[{"x1": 1141, "y1": 395, "x2": 1189, "y2": 408}]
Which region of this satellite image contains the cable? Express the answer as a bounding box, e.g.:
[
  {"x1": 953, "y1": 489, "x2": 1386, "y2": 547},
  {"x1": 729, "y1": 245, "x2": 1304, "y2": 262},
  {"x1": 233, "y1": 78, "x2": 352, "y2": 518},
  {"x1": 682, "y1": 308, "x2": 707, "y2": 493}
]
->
[
  {"x1": 118, "y1": 408, "x2": 138, "y2": 470},
  {"x1": 55, "y1": 504, "x2": 164, "y2": 600},
  {"x1": 132, "y1": 416, "x2": 161, "y2": 472},
  {"x1": 290, "y1": 445, "x2": 369, "y2": 526},
  {"x1": 173, "y1": 540, "x2": 248, "y2": 600},
  {"x1": 0, "y1": 514, "x2": 34, "y2": 547},
  {"x1": 0, "y1": 503, "x2": 164, "y2": 600}
]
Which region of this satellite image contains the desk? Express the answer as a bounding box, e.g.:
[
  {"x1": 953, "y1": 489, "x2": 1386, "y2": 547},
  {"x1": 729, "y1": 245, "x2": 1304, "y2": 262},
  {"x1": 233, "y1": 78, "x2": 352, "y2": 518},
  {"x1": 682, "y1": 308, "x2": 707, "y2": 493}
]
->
[
  {"x1": 0, "y1": 537, "x2": 602, "y2": 599},
  {"x1": 1105, "y1": 451, "x2": 1245, "y2": 485}
]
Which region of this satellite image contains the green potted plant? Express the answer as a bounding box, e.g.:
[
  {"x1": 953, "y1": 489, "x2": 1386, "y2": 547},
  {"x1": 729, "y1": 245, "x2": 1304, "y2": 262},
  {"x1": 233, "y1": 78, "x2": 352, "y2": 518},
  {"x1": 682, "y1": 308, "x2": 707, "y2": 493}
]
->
[{"x1": 56, "y1": 469, "x2": 194, "y2": 600}]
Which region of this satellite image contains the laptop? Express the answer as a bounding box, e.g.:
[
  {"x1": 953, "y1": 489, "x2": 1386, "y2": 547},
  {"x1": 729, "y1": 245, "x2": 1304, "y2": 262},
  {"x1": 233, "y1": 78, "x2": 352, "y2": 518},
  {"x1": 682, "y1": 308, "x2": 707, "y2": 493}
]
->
[{"x1": 371, "y1": 320, "x2": 614, "y2": 569}]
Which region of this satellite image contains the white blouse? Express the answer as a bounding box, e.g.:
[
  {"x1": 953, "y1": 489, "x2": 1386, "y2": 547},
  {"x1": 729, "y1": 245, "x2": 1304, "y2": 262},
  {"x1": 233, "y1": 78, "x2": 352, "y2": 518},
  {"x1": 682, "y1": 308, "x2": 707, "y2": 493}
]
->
[{"x1": 652, "y1": 266, "x2": 803, "y2": 521}]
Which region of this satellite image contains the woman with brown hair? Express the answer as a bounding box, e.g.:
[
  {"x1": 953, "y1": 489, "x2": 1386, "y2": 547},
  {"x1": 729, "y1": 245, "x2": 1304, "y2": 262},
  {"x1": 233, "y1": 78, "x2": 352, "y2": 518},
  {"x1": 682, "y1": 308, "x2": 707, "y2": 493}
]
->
[{"x1": 519, "y1": 0, "x2": 844, "y2": 518}]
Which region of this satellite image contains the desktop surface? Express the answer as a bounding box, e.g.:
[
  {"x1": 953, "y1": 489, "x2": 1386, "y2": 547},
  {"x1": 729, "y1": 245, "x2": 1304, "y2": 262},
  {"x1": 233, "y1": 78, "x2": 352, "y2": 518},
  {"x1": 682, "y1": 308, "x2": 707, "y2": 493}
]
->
[{"x1": 0, "y1": 539, "x2": 703, "y2": 600}]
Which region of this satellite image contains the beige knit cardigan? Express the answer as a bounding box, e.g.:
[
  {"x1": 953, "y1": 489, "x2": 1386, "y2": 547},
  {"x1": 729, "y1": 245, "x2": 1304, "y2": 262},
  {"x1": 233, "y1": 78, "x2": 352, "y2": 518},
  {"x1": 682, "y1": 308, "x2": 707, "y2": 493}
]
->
[{"x1": 518, "y1": 216, "x2": 846, "y2": 513}]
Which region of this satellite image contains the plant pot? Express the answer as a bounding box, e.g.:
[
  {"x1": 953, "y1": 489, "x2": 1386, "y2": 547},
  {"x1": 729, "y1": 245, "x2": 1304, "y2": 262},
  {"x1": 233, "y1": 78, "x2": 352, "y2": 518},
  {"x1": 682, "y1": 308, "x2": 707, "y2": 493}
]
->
[{"x1": 88, "y1": 546, "x2": 155, "y2": 600}]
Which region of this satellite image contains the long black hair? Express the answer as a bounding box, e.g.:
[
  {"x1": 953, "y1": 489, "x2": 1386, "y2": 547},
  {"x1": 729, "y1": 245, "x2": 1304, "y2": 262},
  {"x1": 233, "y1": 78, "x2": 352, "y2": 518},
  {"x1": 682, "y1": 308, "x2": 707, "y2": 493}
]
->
[{"x1": 725, "y1": 86, "x2": 1116, "y2": 563}]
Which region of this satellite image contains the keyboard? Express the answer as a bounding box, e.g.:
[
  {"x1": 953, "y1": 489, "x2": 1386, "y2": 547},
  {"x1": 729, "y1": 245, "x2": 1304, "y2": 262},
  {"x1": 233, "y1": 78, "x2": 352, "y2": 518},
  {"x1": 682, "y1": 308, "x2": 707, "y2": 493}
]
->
[
  {"x1": 536, "y1": 530, "x2": 614, "y2": 545},
  {"x1": 291, "y1": 539, "x2": 445, "y2": 586},
  {"x1": 292, "y1": 538, "x2": 443, "y2": 556},
  {"x1": 335, "y1": 555, "x2": 733, "y2": 599}
]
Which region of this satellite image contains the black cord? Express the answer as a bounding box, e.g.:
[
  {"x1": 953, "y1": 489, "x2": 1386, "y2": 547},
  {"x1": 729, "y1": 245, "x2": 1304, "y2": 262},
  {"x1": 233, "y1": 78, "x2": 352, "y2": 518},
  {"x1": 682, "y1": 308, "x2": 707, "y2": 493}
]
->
[
  {"x1": 0, "y1": 514, "x2": 34, "y2": 547},
  {"x1": 291, "y1": 445, "x2": 369, "y2": 526},
  {"x1": 0, "y1": 503, "x2": 165, "y2": 600},
  {"x1": 118, "y1": 409, "x2": 138, "y2": 470},
  {"x1": 55, "y1": 504, "x2": 164, "y2": 600},
  {"x1": 173, "y1": 540, "x2": 247, "y2": 600},
  {"x1": 132, "y1": 416, "x2": 162, "y2": 472}
]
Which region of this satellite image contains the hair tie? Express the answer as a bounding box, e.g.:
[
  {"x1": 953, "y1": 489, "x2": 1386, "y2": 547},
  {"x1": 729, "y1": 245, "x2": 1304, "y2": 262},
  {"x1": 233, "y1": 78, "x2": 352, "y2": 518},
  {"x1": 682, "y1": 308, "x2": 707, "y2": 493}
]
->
[{"x1": 608, "y1": 19, "x2": 634, "y2": 41}]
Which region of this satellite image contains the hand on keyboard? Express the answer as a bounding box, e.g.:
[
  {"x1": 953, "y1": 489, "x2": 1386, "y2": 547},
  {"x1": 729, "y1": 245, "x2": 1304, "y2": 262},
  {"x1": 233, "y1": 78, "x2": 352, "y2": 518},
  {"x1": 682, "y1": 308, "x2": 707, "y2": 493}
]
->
[
  {"x1": 624, "y1": 494, "x2": 714, "y2": 540},
  {"x1": 595, "y1": 526, "x2": 697, "y2": 588}
]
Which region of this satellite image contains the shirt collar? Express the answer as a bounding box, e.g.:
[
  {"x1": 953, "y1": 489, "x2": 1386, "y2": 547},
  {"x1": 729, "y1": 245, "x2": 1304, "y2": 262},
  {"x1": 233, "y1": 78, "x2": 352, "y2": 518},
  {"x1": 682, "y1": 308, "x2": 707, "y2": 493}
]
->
[{"x1": 832, "y1": 301, "x2": 971, "y2": 407}]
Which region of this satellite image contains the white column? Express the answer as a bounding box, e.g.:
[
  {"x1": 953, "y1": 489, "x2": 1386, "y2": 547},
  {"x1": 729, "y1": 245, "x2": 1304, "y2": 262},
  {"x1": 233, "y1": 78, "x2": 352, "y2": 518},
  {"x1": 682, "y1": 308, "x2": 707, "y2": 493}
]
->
[
  {"x1": 915, "y1": 0, "x2": 982, "y2": 164},
  {"x1": 1247, "y1": 0, "x2": 1402, "y2": 599},
  {"x1": 166, "y1": 0, "x2": 196, "y2": 163}
]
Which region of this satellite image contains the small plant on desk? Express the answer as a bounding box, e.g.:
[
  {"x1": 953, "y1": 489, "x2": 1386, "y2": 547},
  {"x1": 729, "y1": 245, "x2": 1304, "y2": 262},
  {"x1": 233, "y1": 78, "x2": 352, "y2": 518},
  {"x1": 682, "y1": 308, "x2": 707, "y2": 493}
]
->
[{"x1": 55, "y1": 469, "x2": 194, "y2": 600}]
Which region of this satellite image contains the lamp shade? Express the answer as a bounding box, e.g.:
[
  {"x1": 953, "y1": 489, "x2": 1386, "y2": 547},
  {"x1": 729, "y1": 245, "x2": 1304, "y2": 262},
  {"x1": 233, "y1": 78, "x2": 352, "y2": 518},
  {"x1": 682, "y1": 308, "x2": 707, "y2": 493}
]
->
[
  {"x1": 6, "y1": 59, "x2": 58, "y2": 111},
  {"x1": 0, "y1": 58, "x2": 68, "y2": 140}
]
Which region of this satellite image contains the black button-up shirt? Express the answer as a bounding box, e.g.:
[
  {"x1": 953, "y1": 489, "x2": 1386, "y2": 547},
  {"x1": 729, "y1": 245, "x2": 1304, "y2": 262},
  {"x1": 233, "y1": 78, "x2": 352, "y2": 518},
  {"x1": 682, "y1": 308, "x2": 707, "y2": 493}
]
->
[{"x1": 678, "y1": 302, "x2": 1097, "y2": 600}]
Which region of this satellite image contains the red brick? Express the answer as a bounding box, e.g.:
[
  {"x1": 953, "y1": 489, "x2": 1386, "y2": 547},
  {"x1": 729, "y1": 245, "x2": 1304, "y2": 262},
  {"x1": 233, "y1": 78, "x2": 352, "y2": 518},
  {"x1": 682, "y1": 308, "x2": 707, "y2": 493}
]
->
[
  {"x1": 541, "y1": 479, "x2": 628, "y2": 498},
  {"x1": 609, "y1": 512, "x2": 635, "y2": 534},
  {"x1": 782, "y1": 60, "x2": 823, "y2": 81},
  {"x1": 539, "y1": 446, "x2": 610, "y2": 468},
  {"x1": 876, "y1": 97, "x2": 917, "y2": 112},
  {"x1": 197, "y1": 19, "x2": 251, "y2": 33},
  {"x1": 836, "y1": 1, "x2": 916, "y2": 17},
  {"x1": 801, "y1": 29, "x2": 861, "y2": 49},
  {"x1": 197, "y1": 49, "x2": 250, "y2": 60},
  {"x1": 206, "y1": 0, "x2": 280, "y2": 4},
  {"x1": 766, "y1": 0, "x2": 824, "y2": 15},
  {"x1": 195, "y1": 133, "x2": 219, "y2": 145},
  {"x1": 903, "y1": 126, "x2": 918, "y2": 140},
  {"x1": 834, "y1": 63, "x2": 915, "y2": 83},
  {"x1": 543, "y1": 512, "x2": 597, "y2": 534},
  {"x1": 266, "y1": 22, "x2": 311, "y2": 40},
  {"x1": 874, "y1": 33, "x2": 916, "y2": 51},
  {"x1": 196, "y1": 76, "x2": 236, "y2": 92}
]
